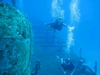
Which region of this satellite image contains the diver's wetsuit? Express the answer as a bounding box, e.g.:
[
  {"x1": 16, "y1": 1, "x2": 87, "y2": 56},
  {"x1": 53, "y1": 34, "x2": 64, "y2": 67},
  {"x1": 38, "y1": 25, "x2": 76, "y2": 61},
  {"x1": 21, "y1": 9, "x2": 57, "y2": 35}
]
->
[
  {"x1": 61, "y1": 61, "x2": 75, "y2": 72},
  {"x1": 49, "y1": 23, "x2": 63, "y2": 31},
  {"x1": 45, "y1": 18, "x2": 68, "y2": 31}
]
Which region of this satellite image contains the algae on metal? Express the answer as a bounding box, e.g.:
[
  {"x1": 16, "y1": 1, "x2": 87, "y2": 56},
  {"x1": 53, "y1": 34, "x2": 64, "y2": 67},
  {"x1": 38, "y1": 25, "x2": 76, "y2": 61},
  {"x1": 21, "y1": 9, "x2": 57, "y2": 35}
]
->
[{"x1": 0, "y1": 2, "x2": 32, "y2": 75}]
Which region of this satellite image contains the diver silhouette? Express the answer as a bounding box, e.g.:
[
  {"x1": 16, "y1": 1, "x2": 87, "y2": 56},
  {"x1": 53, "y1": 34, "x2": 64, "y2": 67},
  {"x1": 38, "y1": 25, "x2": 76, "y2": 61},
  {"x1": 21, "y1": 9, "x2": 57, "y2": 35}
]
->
[{"x1": 45, "y1": 18, "x2": 68, "y2": 32}]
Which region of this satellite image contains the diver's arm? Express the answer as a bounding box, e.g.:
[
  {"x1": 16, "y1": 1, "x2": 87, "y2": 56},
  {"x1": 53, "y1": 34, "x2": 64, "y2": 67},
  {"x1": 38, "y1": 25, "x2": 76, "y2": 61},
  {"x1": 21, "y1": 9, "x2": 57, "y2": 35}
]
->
[
  {"x1": 63, "y1": 23, "x2": 68, "y2": 27},
  {"x1": 61, "y1": 58, "x2": 64, "y2": 64},
  {"x1": 44, "y1": 23, "x2": 54, "y2": 26}
]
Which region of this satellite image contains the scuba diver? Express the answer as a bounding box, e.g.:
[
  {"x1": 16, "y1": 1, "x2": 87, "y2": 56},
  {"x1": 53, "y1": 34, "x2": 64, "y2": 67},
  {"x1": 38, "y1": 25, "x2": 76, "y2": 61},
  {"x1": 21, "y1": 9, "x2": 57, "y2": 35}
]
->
[
  {"x1": 45, "y1": 18, "x2": 68, "y2": 32},
  {"x1": 61, "y1": 58, "x2": 75, "y2": 75},
  {"x1": 56, "y1": 54, "x2": 96, "y2": 75}
]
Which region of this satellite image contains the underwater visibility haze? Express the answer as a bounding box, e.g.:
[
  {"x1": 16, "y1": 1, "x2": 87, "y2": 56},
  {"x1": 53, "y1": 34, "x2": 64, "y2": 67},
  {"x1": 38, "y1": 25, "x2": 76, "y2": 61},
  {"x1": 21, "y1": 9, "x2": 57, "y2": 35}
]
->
[{"x1": 0, "y1": 0, "x2": 100, "y2": 75}]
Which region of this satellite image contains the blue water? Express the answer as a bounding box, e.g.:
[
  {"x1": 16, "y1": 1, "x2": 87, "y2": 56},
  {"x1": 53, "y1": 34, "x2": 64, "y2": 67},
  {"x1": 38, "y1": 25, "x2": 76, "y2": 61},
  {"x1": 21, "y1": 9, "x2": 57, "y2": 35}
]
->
[{"x1": 2, "y1": 0, "x2": 100, "y2": 75}]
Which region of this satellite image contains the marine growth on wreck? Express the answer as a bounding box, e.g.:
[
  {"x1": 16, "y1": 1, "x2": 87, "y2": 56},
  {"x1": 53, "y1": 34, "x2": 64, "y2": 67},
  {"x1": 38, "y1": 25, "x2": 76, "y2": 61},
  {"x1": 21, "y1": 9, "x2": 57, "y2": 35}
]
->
[{"x1": 0, "y1": 2, "x2": 32, "y2": 75}]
